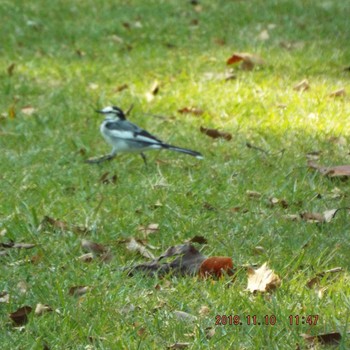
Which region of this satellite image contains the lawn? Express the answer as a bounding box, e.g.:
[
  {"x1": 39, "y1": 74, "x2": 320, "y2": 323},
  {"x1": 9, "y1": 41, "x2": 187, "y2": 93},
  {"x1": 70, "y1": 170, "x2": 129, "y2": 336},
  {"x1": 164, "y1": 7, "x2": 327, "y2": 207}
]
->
[{"x1": 1, "y1": 0, "x2": 350, "y2": 349}]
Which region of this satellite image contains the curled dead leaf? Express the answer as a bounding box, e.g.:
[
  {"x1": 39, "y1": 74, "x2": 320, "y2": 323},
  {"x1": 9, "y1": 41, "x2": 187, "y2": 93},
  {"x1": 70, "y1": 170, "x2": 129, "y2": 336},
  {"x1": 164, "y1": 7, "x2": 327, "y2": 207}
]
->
[
  {"x1": 137, "y1": 223, "x2": 159, "y2": 236},
  {"x1": 226, "y1": 52, "x2": 265, "y2": 71},
  {"x1": 35, "y1": 303, "x2": 53, "y2": 316},
  {"x1": 247, "y1": 263, "x2": 281, "y2": 292},
  {"x1": 178, "y1": 107, "x2": 204, "y2": 116},
  {"x1": 81, "y1": 239, "x2": 108, "y2": 255},
  {"x1": 0, "y1": 291, "x2": 10, "y2": 303},
  {"x1": 293, "y1": 79, "x2": 310, "y2": 92},
  {"x1": 329, "y1": 88, "x2": 345, "y2": 97},
  {"x1": 39, "y1": 216, "x2": 89, "y2": 234},
  {"x1": 121, "y1": 237, "x2": 155, "y2": 259},
  {"x1": 9, "y1": 306, "x2": 32, "y2": 326},
  {"x1": 301, "y1": 332, "x2": 341, "y2": 345},
  {"x1": 200, "y1": 126, "x2": 232, "y2": 140},
  {"x1": 308, "y1": 161, "x2": 350, "y2": 177},
  {"x1": 68, "y1": 285, "x2": 90, "y2": 297}
]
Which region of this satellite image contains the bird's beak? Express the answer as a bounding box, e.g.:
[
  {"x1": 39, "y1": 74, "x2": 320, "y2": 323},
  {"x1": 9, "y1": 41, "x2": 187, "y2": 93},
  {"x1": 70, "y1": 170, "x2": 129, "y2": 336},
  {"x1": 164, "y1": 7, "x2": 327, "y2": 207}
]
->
[{"x1": 95, "y1": 109, "x2": 105, "y2": 114}]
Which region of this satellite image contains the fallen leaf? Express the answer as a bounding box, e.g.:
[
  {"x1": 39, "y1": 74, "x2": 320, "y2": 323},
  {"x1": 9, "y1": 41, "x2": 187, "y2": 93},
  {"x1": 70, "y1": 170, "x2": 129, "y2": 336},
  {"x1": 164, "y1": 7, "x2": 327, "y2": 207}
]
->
[
  {"x1": 200, "y1": 126, "x2": 232, "y2": 140},
  {"x1": 7, "y1": 63, "x2": 15, "y2": 76},
  {"x1": 115, "y1": 84, "x2": 128, "y2": 92},
  {"x1": 199, "y1": 256, "x2": 234, "y2": 278},
  {"x1": 308, "y1": 161, "x2": 350, "y2": 177},
  {"x1": 68, "y1": 286, "x2": 90, "y2": 297},
  {"x1": 279, "y1": 40, "x2": 305, "y2": 50},
  {"x1": 307, "y1": 267, "x2": 343, "y2": 288},
  {"x1": 9, "y1": 105, "x2": 16, "y2": 119},
  {"x1": 9, "y1": 306, "x2": 32, "y2": 326},
  {"x1": 257, "y1": 29, "x2": 269, "y2": 41},
  {"x1": 121, "y1": 237, "x2": 155, "y2": 259},
  {"x1": 178, "y1": 107, "x2": 204, "y2": 116},
  {"x1": 198, "y1": 305, "x2": 210, "y2": 317},
  {"x1": 39, "y1": 216, "x2": 89, "y2": 234},
  {"x1": 0, "y1": 242, "x2": 36, "y2": 249},
  {"x1": 99, "y1": 171, "x2": 117, "y2": 184},
  {"x1": 253, "y1": 246, "x2": 266, "y2": 255},
  {"x1": 75, "y1": 49, "x2": 85, "y2": 57},
  {"x1": 329, "y1": 88, "x2": 346, "y2": 97},
  {"x1": 128, "y1": 243, "x2": 206, "y2": 276},
  {"x1": 81, "y1": 239, "x2": 108, "y2": 255},
  {"x1": 301, "y1": 208, "x2": 345, "y2": 223},
  {"x1": 77, "y1": 253, "x2": 94, "y2": 263},
  {"x1": 205, "y1": 327, "x2": 216, "y2": 339},
  {"x1": 301, "y1": 332, "x2": 341, "y2": 345},
  {"x1": 173, "y1": 310, "x2": 197, "y2": 322},
  {"x1": 35, "y1": 303, "x2": 53, "y2": 316},
  {"x1": 21, "y1": 106, "x2": 35, "y2": 115},
  {"x1": 137, "y1": 223, "x2": 159, "y2": 236},
  {"x1": 167, "y1": 343, "x2": 190, "y2": 349},
  {"x1": 17, "y1": 281, "x2": 28, "y2": 294},
  {"x1": 247, "y1": 263, "x2": 281, "y2": 292},
  {"x1": 0, "y1": 291, "x2": 10, "y2": 303},
  {"x1": 246, "y1": 190, "x2": 262, "y2": 198},
  {"x1": 145, "y1": 81, "x2": 159, "y2": 101},
  {"x1": 293, "y1": 79, "x2": 310, "y2": 92},
  {"x1": 226, "y1": 52, "x2": 265, "y2": 71}
]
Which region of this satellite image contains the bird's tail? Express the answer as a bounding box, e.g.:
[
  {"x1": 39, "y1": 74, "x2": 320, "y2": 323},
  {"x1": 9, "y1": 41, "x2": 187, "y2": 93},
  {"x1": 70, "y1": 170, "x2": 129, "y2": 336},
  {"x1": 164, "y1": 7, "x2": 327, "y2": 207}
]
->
[{"x1": 165, "y1": 144, "x2": 204, "y2": 159}]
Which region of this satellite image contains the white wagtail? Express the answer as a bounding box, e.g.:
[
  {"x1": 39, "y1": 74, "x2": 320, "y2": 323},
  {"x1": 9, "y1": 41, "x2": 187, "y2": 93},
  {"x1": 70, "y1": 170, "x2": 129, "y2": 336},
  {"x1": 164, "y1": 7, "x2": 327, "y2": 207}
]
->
[{"x1": 86, "y1": 106, "x2": 203, "y2": 164}]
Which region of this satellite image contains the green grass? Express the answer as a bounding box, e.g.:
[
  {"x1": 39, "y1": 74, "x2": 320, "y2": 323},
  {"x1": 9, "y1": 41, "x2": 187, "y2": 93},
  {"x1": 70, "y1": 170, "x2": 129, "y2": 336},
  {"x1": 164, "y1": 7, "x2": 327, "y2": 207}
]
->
[{"x1": 1, "y1": 0, "x2": 350, "y2": 348}]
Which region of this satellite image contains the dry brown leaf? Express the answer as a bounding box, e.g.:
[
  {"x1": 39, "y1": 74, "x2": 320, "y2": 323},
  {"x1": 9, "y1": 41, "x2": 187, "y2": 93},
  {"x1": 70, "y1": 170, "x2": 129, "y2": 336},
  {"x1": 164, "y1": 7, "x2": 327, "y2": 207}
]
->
[
  {"x1": 0, "y1": 291, "x2": 10, "y2": 303},
  {"x1": 329, "y1": 88, "x2": 346, "y2": 97},
  {"x1": 253, "y1": 246, "x2": 266, "y2": 255},
  {"x1": 123, "y1": 237, "x2": 155, "y2": 259},
  {"x1": 205, "y1": 327, "x2": 216, "y2": 339},
  {"x1": 137, "y1": 223, "x2": 159, "y2": 236},
  {"x1": 81, "y1": 239, "x2": 108, "y2": 255},
  {"x1": 301, "y1": 332, "x2": 342, "y2": 345},
  {"x1": 293, "y1": 79, "x2": 310, "y2": 92},
  {"x1": 35, "y1": 303, "x2": 53, "y2": 316},
  {"x1": 145, "y1": 81, "x2": 159, "y2": 101},
  {"x1": 257, "y1": 29, "x2": 269, "y2": 41},
  {"x1": 246, "y1": 190, "x2": 262, "y2": 198},
  {"x1": 9, "y1": 306, "x2": 32, "y2": 326},
  {"x1": 7, "y1": 63, "x2": 15, "y2": 76},
  {"x1": 77, "y1": 253, "x2": 94, "y2": 263},
  {"x1": 99, "y1": 171, "x2": 117, "y2": 184},
  {"x1": 39, "y1": 216, "x2": 89, "y2": 234},
  {"x1": 301, "y1": 209, "x2": 344, "y2": 223},
  {"x1": 115, "y1": 84, "x2": 128, "y2": 92},
  {"x1": 226, "y1": 52, "x2": 265, "y2": 71},
  {"x1": 68, "y1": 286, "x2": 90, "y2": 297},
  {"x1": 306, "y1": 267, "x2": 343, "y2": 288},
  {"x1": 200, "y1": 126, "x2": 232, "y2": 140},
  {"x1": 0, "y1": 242, "x2": 36, "y2": 249},
  {"x1": 247, "y1": 263, "x2": 281, "y2": 292},
  {"x1": 308, "y1": 161, "x2": 350, "y2": 177},
  {"x1": 198, "y1": 305, "x2": 210, "y2": 317},
  {"x1": 167, "y1": 343, "x2": 190, "y2": 349},
  {"x1": 178, "y1": 107, "x2": 204, "y2": 116}
]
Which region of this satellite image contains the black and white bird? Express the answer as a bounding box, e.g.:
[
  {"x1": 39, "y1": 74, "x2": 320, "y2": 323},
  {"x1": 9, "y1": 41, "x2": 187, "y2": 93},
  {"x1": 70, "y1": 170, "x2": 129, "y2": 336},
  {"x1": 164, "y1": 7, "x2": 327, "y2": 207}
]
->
[{"x1": 86, "y1": 106, "x2": 203, "y2": 164}]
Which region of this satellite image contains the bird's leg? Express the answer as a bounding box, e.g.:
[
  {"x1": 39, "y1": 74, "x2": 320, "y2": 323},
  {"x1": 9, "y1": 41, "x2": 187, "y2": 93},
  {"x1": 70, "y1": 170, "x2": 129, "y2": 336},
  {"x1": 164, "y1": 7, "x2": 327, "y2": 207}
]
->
[
  {"x1": 86, "y1": 153, "x2": 116, "y2": 164},
  {"x1": 140, "y1": 152, "x2": 147, "y2": 166}
]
